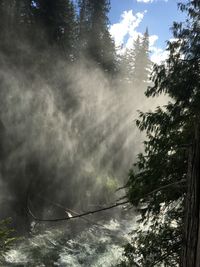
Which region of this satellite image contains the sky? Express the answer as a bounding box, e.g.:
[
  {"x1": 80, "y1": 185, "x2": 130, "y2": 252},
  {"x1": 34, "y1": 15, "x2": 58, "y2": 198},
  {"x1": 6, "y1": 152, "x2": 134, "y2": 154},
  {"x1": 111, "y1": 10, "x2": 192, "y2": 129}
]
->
[{"x1": 108, "y1": 0, "x2": 186, "y2": 63}]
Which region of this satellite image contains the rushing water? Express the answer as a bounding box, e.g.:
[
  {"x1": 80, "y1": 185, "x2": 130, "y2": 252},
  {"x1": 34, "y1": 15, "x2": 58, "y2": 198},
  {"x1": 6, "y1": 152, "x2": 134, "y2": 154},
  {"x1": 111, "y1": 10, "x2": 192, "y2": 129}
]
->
[{"x1": 3, "y1": 211, "x2": 136, "y2": 267}]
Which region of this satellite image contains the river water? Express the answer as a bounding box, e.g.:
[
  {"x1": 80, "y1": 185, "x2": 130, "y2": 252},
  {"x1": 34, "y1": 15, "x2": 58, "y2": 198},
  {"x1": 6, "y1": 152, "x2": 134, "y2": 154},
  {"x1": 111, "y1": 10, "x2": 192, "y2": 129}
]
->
[{"x1": 3, "y1": 211, "x2": 136, "y2": 267}]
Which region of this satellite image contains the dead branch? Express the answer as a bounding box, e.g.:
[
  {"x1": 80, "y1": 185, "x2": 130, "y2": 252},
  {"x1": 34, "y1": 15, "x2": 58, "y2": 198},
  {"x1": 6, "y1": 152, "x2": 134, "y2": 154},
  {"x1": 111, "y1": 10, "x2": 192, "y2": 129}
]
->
[
  {"x1": 27, "y1": 199, "x2": 129, "y2": 222},
  {"x1": 115, "y1": 185, "x2": 127, "y2": 192},
  {"x1": 36, "y1": 195, "x2": 106, "y2": 228},
  {"x1": 27, "y1": 179, "x2": 186, "y2": 222}
]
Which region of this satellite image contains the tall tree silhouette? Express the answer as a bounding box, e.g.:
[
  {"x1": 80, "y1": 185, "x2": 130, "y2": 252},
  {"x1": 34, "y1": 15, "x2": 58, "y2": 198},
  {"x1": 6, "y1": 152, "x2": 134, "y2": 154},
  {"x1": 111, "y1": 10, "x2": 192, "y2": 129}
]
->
[
  {"x1": 33, "y1": 0, "x2": 77, "y2": 60},
  {"x1": 119, "y1": 30, "x2": 151, "y2": 90},
  {"x1": 120, "y1": 1, "x2": 200, "y2": 266},
  {"x1": 133, "y1": 29, "x2": 151, "y2": 87},
  {"x1": 78, "y1": 0, "x2": 116, "y2": 72}
]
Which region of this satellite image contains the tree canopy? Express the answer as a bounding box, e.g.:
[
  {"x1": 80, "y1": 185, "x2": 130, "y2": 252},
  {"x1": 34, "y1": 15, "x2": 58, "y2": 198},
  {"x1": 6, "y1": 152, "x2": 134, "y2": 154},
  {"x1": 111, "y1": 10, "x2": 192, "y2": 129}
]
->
[{"x1": 120, "y1": 0, "x2": 200, "y2": 266}]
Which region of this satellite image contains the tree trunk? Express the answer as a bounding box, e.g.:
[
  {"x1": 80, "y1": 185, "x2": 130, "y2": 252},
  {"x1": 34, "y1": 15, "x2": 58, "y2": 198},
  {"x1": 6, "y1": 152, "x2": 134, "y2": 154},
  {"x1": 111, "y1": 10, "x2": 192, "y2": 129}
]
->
[{"x1": 181, "y1": 124, "x2": 200, "y2": 266}]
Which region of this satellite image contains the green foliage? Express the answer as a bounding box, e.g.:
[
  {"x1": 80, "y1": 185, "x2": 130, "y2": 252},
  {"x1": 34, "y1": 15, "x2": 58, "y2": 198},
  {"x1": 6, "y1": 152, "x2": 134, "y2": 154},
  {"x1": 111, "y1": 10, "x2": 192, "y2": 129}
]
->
[
  {"x1": 0, "y1": 218, "x2": 16, "y2": 258},
  {"x1": 120, "y1": 202, "x2": 183, "y2": 267},
  {"x1": 96, "y1": 174, "x2": 119, "y2": 204},
  {"x1": 89, "y1": 173, "x2": 120, "y2": 205},
  {"x1": 121, "y1": 0, "x2": 200, "y2": 266}
]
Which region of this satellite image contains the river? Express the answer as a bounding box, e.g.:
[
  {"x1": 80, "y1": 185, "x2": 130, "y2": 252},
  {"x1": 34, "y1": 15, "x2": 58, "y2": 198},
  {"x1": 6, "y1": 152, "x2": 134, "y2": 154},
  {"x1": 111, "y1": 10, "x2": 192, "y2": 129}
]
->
[{"x1": 3, "y1": 211, "x2": 136, "y2": 267}]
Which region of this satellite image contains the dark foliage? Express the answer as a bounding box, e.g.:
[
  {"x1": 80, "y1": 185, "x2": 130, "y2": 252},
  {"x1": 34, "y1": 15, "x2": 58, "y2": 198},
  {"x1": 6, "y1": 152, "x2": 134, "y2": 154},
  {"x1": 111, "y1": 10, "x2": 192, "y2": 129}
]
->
[{"x1": 120, "y1": 0, "x2": 200, "y2": 266}]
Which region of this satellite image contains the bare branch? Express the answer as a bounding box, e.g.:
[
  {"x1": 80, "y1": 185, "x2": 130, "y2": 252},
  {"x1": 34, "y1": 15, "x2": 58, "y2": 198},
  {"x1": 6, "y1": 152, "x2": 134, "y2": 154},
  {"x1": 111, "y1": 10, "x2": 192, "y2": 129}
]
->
[
  {"x1": 144, "y1": 179, "x2": 186, "y2": 198},
  {"x1": 115, "y1": 185, "x2": 127, "y2": 192},
  {"x1": 36, "y1": 195, "x2": 107, "y2": 228},
  {"x1": 27, "y1": 199, "x2": 129, "y2": 222},
  {"x1": 27, "y1": 179, "x2": 186, "y2": 222}
]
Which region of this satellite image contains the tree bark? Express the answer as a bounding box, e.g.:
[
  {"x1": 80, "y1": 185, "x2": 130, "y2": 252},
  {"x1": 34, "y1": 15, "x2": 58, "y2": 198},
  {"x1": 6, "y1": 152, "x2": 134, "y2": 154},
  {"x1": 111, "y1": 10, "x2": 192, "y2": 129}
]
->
[{"x1": 181, "y1": 124, "x2": 200, "y2": 266}]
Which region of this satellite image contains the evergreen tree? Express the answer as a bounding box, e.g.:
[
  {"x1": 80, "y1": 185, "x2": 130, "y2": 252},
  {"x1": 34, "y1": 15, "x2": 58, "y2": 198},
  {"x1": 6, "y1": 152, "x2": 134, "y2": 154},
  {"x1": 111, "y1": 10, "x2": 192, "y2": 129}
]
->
[
  {"x1": 0, "y1": 1, "x2": 20, "y2": 52},
  {"x1": 78, "y1": 0, "x2": 92, "y2": 54},
  {"x1": 133, "y1": 29, "x2": 151, "y2": 86},
  {"x1": 120, "y1": 31, "x2": 151, "y2": 87},
  {"x1": 0, "y1": 0, "x2": 35, "y2": 65},
  {"x1": 120, "y1": 1, "x2": 200, "y2": 266},
  {"x1": 78, "y1": 0, "x2": 116, "y2": 72},
  {"x1": 33, "y1": 0, "x2": 77, "y2": 60},
  {"x1": 119, "y1": 39, "x2": 139, "y2": 84}
]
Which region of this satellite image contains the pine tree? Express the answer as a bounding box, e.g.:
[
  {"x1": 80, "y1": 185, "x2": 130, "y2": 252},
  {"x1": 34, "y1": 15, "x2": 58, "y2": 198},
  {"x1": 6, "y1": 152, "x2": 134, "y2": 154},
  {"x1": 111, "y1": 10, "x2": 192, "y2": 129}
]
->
[
  {"x1": 119, "y1": 48, "x2": 134, "y2": 83},
  {"x1": 120, "y1": 31, "x2": 151, "y2": 87},
  {"x1": 0, "y1": 1, "x2": 19, "y2": 52},
  {"x1": 133, "y1": 29, "x2": 151, "y2": 87},
  {"x1": 78, "y1": 0, "x2": 116, "y2": 73},
  {"x1": 0, "y1": 0, "x2": 34, "y2": 62},
  {"x1": 119, "y1": 37, "x2": 140, "y2": 84},
  {"x1": 33, "y1": 0, "x2": 77, "y2": 60},
  {"x1": 78, "y1": 0, "x2": 91, "y2": 54},
  {"x1": 120, "y1": 1, "x2": 200, "y2": 266}
]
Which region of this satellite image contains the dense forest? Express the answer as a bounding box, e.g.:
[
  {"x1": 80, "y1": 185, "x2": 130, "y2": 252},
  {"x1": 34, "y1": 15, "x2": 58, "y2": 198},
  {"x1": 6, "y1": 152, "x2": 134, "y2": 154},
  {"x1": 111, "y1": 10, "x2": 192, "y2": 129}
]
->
[{"x1": 0, "y1": 0, "x2": 199, "y2": 266}]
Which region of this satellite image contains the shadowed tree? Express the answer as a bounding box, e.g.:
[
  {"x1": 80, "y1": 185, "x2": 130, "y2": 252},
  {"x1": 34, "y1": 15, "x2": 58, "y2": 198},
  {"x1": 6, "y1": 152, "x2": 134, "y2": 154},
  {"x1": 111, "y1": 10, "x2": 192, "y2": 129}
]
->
[
  {"x1": 133, "y1": 28, "x2": 151, "y2": 87},
  {"x1": 33, "y1": 0, "x2": 77, "y2": 60},
  {"x1": 119, "y1": 0, "x2": 200, "y2": 266},
  {"x1": 78, "y1": 0, "x2": 116, "y2": 73},
  {"x1": 120, "y1": 30, "x2": 151, "y2": 88}
]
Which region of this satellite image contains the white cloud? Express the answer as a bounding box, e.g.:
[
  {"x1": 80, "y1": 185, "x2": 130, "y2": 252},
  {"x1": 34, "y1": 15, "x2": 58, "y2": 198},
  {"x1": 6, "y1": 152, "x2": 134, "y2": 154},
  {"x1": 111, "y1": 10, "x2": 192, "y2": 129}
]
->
[
  {"x1": 109, "y1": 10, "x2": 159, "y2": 53},
  {"x1": 148, "y1": 35, "x2": 169, "y2": 64},
  {"x1": 110, "y1": 9, "x2": 168, "y2": 64},
  {"x1": 150, "y1": 47, "x2": 169, "y2": 64},
  {"x1": 149, "y1": 35, "x2": 158, "y2": 47},
  {"x1": 109, "y1": 10, "x2": 146, "y2": 48}
]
